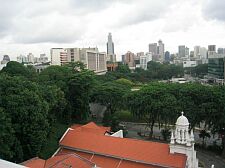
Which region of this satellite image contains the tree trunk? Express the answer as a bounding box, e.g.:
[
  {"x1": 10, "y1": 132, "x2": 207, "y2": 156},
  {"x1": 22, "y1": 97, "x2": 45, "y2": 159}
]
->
[{"x1": 149, "y1": 120, "x2": 155, "y2": 139}]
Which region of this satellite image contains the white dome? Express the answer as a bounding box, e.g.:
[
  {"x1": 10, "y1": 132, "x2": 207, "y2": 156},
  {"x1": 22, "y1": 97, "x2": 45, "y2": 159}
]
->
[{"x1": 176, "y1": 112, "x2": 189, "y2": 126}]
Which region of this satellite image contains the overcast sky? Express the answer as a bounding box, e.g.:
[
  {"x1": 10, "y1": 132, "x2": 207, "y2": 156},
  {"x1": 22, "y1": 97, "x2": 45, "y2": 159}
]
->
[{"x1": 0, "y1": 0, "x2": 225, "y2": 60}]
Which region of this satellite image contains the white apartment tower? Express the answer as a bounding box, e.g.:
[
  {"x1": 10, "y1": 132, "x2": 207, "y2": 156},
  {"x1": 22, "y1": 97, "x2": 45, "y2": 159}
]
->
[
  {"x1": 51, "y1": 48, "x2": 68, "y2": 66},
  {"x1": 140, "y1": 52, "x2": 152, "y2": 70}
]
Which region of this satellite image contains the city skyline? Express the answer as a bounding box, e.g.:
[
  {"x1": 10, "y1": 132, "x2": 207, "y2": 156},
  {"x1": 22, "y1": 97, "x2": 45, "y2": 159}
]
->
[{"x1": 1, "y1": 0, "x2": 225, "y2": 60}]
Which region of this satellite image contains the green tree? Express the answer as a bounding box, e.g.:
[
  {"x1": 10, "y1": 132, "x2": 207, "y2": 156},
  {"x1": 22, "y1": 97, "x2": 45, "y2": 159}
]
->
[
  {"x1": 0, "y1": 108, "x2": 15, "y2": 160},
  {"x1": 1, "y1": 61, "x2": 37, "y2": 80},
  {"x1": 0, "y1": 75, "x2": 50, "y2": 161},
  {"x1": 126, "y1": 83, "x2": 178, "y2": 139},
  {"x1": 67, "y1": 70, "x2": 96, "y2": 122},
  {"x1": 116, "y1": 63, "x2": 131, "y2": 73}
]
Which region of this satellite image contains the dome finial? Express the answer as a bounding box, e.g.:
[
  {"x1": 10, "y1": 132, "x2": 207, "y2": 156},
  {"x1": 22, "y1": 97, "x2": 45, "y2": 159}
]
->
[{"x1": 181, "y1": 111, "x2": 184, "y2": 116}]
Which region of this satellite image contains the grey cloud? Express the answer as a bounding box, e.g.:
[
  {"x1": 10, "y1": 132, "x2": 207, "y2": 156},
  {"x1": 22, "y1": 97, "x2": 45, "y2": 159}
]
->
[
  {"x1": 203, "y1": 0, "x2": 225, "y2": 21},
  {"x1": 114, "y1": 0, "x2": 175, "y2": 27}
]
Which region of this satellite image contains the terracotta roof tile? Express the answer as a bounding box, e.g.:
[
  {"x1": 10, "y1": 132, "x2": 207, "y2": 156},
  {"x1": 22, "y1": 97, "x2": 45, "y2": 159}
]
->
[
  {"x1": 60, "y1": 122, "x2": 187, "y2": 168},
  {"x1": 21, "y1": 157, "x2": 45, "y2": 168}
]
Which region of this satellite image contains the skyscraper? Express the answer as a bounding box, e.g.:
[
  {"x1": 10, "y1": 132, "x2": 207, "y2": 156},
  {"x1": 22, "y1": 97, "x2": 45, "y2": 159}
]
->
[
  {"x1": 106, "y1": 33, "x2": 116, "y2": 62},
  {"x1": 158, "y1": 40, "x2": 165, "y2": 61},
  {"x1": 185, "y1": 47, "x2": 189, "y2": 58},
  {"x1": 27, "y1": 53, "x2": 34, "y2": 63},
  {"x1": 149, "y1": 43, "x2": 158, "y2": 55},
  {"x1": 107, "y1": 33, "x2": 114, "y2": 55},
  {"x1": 178, "y1": 45, "x2": 185, "y2": 58},
  {"x1": 208, "y1": 45, "x2": 216, "y2": 57},
  {"x1": 194, "y1": 46, "x2": 200, "y2": 58},
  {"x1": 218, "y1": 48, "x2": 225, "y2": 54}
]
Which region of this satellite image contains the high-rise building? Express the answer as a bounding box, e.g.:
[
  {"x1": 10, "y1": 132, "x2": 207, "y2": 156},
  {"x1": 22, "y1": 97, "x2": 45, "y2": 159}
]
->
[
  {"x1": 165, "y1": 51, "x2": 170, "y2": 62},
  {"x1": 149, "y1": 43, "x2": 158, "y2": 55},
  {"x1": 208, "y1": 57, "x2": 225, "y2": 79},
  {"x1": 17, "y1": 55, "x2": 28, "y2": 63},
  {"x1": 200, "y1": 47, "x2": 207, "y2": 59},
  {"x1": 27, "y1": 53, "x2": 34, "y2": 63},
  {"x1": 106, "y1": 33, "x2": 116, "y2": 63},
  {"x1": 107, "y1": 33, "x2": 114, "y2": 55},
  {"x1": 185, "y1": 47, "x2": 189, "y2": 58},
  {"x1": 194, "y1": 46, "x2": 201, "y2": 58},
  {"x1": 218, "y1": 48, "x2": 225, "y2": 54},
  {"x1": 51, "y1": 47, "x2": 107, "y2": 73},
  {"x1": 39, "y1": 54, "x2": 48, "y2": 63},
  {"x1": 158, "y1": 40, "x2": 165, "y2": 61},
  {"x1": 51, "y1": 48, "x2": 68, "y2": 66},
  {"x1": 66, "y1": 48, "x2": 80, "y2": 62},
  {"x1": 178, "y1": 45, "x2": 185, "y2": 58},
  {"x1": 208, "y1": 45, "x2": 216, "y2": 57},
  {"x1": 140, "y1": 52, "x2": 152, "y2": 70},
  {"x1": 124, "y1": 51, "x2": 135, "y2": 68},
  {"x1": 208, "y1": 45, "x2": 216, "y2": 52}
]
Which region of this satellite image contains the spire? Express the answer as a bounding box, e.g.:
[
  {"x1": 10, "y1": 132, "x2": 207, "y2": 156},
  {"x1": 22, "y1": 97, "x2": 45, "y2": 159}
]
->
[
  {"x1": 190, "y1": 129, "x2": 194, "y2": 142},
  {"x1": 170, "y1": 131, "x2": 175, "y2": 144}
]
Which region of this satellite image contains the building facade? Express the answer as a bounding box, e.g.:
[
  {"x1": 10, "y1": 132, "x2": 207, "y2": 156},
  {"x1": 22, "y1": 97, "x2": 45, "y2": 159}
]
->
[
  {"x1": 140, "y1": 52, "x2": 152, "y2": 70},
  {"x1": 178, "y1": 45, "x2": 186, "y2": 58},
  {"x1": 51, "y1": 47, "x2": 107, "y2": 74},
  {"x1": 107, "y1": 33, "x2": 116, "y2": 63},
  {"x1": 123, "y1": 51, "x2": 135, "y2": 68},
  {"x1": 208, "y1": 57, "x2": 224, "y2": 79}
]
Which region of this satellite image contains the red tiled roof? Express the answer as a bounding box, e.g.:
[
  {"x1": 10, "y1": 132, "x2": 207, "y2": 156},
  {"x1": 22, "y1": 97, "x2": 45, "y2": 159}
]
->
[
  {"x1": 21, "y1": 157, "x2": 45, "y2": 168},
  {"x1": 60, "y1": 122, "x2": 187, "y2": 168},
  {"x1": 57, "y1": 149, "x2": 161, "y2": 168},
  {"x1": 70, "y1": 122, "x2": 110, "y2": 135},
  {"x1": 22, "y1": 154, "x2": 96, "y2": 168}
]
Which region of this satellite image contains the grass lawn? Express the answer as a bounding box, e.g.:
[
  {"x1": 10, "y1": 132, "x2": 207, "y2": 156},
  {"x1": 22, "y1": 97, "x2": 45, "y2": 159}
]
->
[{"x1": 39, "y1": 122, "x2": 69, "y2": 159}]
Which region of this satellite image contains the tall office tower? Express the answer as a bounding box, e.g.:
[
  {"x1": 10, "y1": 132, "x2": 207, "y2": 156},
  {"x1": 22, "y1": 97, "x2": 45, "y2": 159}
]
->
[
  {"x1": 178, "y1": 45, "x2": 186, "y2": 57},
  {"x1": 208, "y1": 45, "x2": 216, "y2": 57},
  {"x1": 27, "y1": 53, "x2": 34, "y2": 63},
  {"x1": 106, "y1": 33, "x2": 116, "y2": 62},
  {"x1": 149, "y1": 43, "x2": 158, "y2": 55},
  {"x1": 124, "y1": 51, "x2": 135, "y2": 67},
  {"x1": 158, "y1": 40, "x2": 165, "y2": 61},
  {"x1": 194, "y1": 46, "x2": 201, "y2": 58},
  {"x1": 165, "y1": 51, "x2": 170, "y2": 62},
  {"x1": 51, "y1": 48, "x2": 68, "y2": 66},
  {"x1": 185, "y1": 47, "x2": 189, "y2": 58},
  {"x1": 200, "y1": 47, "x2": 207, "y2": 59},
  {"x1": 190, "y1": 51, "x2": 194, "y2": 58},
  {"x1": 218, "y1": 48, "x2": 225, "y2": 54},
  {"x1": 107, "y1": 33, "x2": 114, "y2": 55}
]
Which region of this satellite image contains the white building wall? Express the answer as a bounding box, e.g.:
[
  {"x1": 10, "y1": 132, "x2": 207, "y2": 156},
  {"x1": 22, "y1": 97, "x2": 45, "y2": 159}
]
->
[
  {"x1": 51, "y1": 48, "x2": 64, "y2": 65},
  {"x1": 183, "y1": 60, "x2": 197, "y2": 68}
]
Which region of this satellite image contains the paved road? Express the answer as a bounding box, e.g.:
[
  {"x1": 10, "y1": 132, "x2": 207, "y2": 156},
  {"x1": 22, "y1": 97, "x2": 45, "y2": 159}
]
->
[
  {"x1": 124, "y1": 122, "x2": 225, "y2": 168},
  {"x1": 197, "y1": 150, "x2": 225, "y2": 168}
]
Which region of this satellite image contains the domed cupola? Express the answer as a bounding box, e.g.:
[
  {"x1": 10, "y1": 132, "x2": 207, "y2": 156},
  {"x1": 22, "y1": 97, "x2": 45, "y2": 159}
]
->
[
  {"x1": 171, "y1": 112, "x2": 193, "y2": 145},
  {"x1": 170, "y1": 112, "x2": 198, "y2": 168},
  {"x1": 176, "y1": 111, "x2": 189, "y2": 127}
]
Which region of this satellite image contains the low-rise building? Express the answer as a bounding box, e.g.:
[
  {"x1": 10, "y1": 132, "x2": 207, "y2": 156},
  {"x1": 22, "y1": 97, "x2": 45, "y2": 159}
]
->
[{"x1": 22, "y1": 113, "x2": 199, "y2": 168}]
